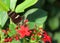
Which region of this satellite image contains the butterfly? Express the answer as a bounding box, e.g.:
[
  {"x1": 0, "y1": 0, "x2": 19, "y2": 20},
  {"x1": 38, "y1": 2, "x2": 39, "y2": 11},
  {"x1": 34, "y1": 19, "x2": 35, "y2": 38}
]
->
[{"x1": 7, "y1": 11, "x2": 23, "y2": 24}]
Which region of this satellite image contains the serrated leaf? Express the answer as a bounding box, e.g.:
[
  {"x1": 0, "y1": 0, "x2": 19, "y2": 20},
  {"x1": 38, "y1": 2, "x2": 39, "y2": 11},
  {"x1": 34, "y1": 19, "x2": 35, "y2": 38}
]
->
[
  {"x1": 48, "y1": 17, "x2": 59, "y2": 30},
  {"x1": 0, "y1": 11, "x2": 8, "y2": 27},
  {"x1": 15, "y1": 0, "x2": 38, "y2": 13},
  {"x1": 0, "y1": 0, "x2": 9, "y2": 11},
  {"x1": 10, "y1": 0, "x2": 17, "y2": 11},
  {"x1": 27, "y1": 8, "x2": 47, "y2": 27}
]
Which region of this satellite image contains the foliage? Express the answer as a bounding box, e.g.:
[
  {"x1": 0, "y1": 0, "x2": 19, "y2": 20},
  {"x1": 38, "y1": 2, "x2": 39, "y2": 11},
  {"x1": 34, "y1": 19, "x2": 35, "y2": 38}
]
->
[{"x1": 0, "y1": 0, "x2": 60, "y2": 43}]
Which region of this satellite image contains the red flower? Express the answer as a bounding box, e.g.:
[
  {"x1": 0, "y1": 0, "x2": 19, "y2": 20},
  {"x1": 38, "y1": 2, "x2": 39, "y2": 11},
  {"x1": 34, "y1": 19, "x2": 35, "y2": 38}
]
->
[
  {"x1": 33, "y1": 29, "x2": 37, "y2": 33},
  {"x1": 41, "y1": 31, "x2": 51, "y2": 43},
  {"x1": 8, "y1": 37, "x2": 12, "y2": 42},
  {"x1": 2, "y1": 30, "x2": 7, "y2": 34},
  {"x1": 37, "y1": 32, "x2": 41, "y2": 36},
  {"x1": 4, "y1": 37, "x2": 12, "y2": 42},
  {"x1": 24, "y1": 19, "x2": 28, "y2": 23},
  {"x1": 31, "y1": 34, "x2": 35, "y2": 37},
  {"x1": 32, "y1": 37, "x2": 35, "y2": 40},
  {"x1": 4, "y1": 38, "x2": 9, "y2": 42},
  {"x1": 15, "y1": 36, "x2": 19, "y2": 40},
  {"x1": 17, "y1": 25, "x2": 31, "y2": 38}
]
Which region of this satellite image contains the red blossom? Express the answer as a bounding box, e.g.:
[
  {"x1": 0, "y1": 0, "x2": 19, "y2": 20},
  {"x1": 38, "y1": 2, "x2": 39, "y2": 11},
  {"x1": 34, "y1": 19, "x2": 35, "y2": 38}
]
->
[
  {"x1": 4, "y1": 38, "x2": 9, "y2": 42},
  {"x1": 33, "y1": 29, "x2": 37, "y2": 33},
  {"x1": 4, "y1": 37, "x2": 12, "y2": 42},
  {"x1": 15, "y1": 36, "x2": 19, "y2": 40},
  {"x1": 37, "y1": 32, "x2": 41, "y2": 36},
  {"x1": 8, "y1": 37, "x2": 12, "y2": 42},
  {"x1": 17, "y1": 25, "x2": 31, "y2": 38},
  {"x1": 41, "y1": 31, "x2": 51, "y2": 43},
  {"x1": 31, "y1": 34, "x2": 35, "y2": 37},
  {"x1": 15, "y1": 26, "x2": 18, "y2": 29},
  {"x1": 32, "y1": 37, "x2": 35, "y2": 40},
  {"x1": 24, "y1": 19, "x2": 28, "y2": 23},
  {"x1": 2, "y1": 30, "x2": 7, "y2": 34}
]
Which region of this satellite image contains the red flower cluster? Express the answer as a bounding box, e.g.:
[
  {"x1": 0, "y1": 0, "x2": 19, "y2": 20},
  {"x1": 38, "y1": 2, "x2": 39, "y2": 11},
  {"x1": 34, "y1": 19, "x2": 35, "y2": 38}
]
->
[
  {"x1": 3, "y1": 19, "x2": 52, "y2": 43},
  {"x1": 17, "y1": 25, "x2": 31, "y2": 38},
  {"x1": 24, "y1": 19, "x2": 28, "y2": 23},
  {"x1": 42, "y1": 31, "x2": 52, "y2": 43},
  {"x1": 2, "y1": 30, "x2": 7, "y2": 34},
  {"x1": 14, "y1": 35, "x2": 19, "y2": 40},
  {"x1": 4, "y1": 37, "x2": 12, "y2": 42}
]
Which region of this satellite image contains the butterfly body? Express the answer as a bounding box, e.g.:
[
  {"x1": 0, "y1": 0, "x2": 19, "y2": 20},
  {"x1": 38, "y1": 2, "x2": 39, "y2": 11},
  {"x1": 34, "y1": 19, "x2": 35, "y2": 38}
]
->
[{"x1": 7, "y1": 11, "x2": 22, "y2": 24}]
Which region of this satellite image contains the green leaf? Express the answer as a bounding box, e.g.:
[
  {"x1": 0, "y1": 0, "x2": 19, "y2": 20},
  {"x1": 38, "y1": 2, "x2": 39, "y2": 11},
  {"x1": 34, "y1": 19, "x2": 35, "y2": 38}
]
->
[
  {"x1": 9, "y1": 24, "x2": 16, "y2": 31},
  {"x1": 0, "y1": 0, "x2": 9, "y2": 11},
  {"x1": 1, "y1": 0, "x2": 10, "y2": 8},
  {"x1": 35, "y1": 15, "x2": 47, "y2": 27},
  {"x1": 8, "y1": 32, "x2": 13, "y2": 37},
  {"x1": 48, "y1": 17, "x2": 59, "y2": 30},
  {"x1": 30, "y1": 40, "x2": 37, "y2": 43},
  {"x1": 0, "y1": 7, "x2": 5, "y2": 11},
  {"x1": 47, "y1": 0, "x2": 56, "y2": 4},
  {"x1": 57, "y1": 11, "x2": 60, "y2": 18},
  {"x1": 39, "y1": 0, "x2": 45, "y2": 6},
  {"x1": 15, "y1": 0, "x2": 38, "y2": 13},
  {"x1": 28, "y1": 22, "x2": 35, "y2": 29},
  {"x1": 0, "y1": 0, "x2": 10, "y2": 11},
  {"x1": 0, "y1": 11, "x2": 8, "y2": 27},
  {"x1": 8, "y1": 24, "x2": 16, "y2": 37},
  {"x1": 27, "y1": 8, "x2": 47, "y2": 27},
  {"x1": 24, "y1": 8, "x2": 38, "y2": 20},
  {"x1": 54, "y1": 32, "x2": 60, "y2": 43},
  {"x1": 11, "y1": 40, "x2": 21, "y2": 43},
  {"x1": 10, "y1": 0, "x2": 17, "y2": 11},
  {"x1": 0, "y1": 29, "x2": 6, "y2": 43},
  {"x1": 51, "y1": 7, "x2": 59, "y2": 16},
  {"x1": 31, "y1": 0, "x2": 45, "y2": 8}
]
